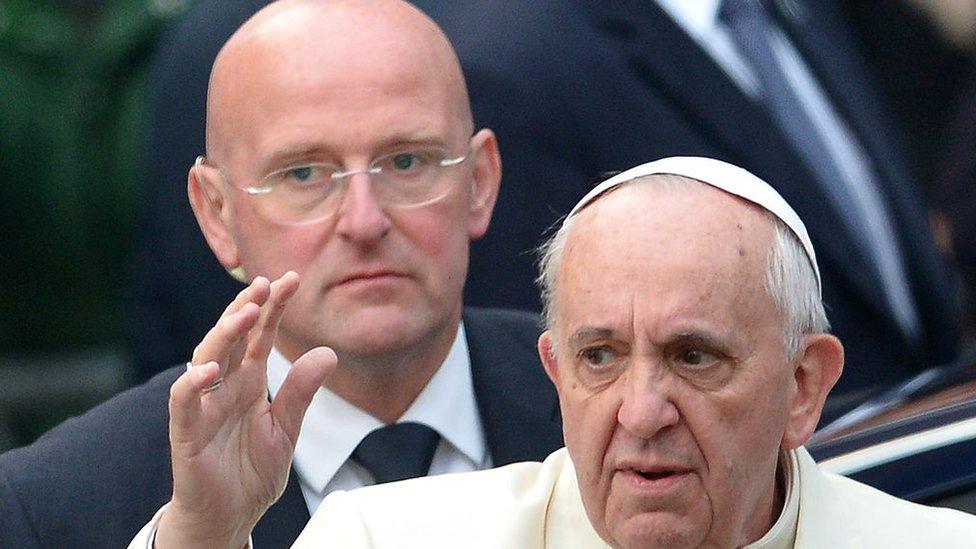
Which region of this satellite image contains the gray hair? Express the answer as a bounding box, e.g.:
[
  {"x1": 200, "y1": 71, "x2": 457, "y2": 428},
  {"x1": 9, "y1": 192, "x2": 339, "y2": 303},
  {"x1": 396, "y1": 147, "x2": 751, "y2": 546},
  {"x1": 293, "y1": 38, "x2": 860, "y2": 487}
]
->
[{"x1": 536, "y1": 175, "x2": 829, "y2": 358}]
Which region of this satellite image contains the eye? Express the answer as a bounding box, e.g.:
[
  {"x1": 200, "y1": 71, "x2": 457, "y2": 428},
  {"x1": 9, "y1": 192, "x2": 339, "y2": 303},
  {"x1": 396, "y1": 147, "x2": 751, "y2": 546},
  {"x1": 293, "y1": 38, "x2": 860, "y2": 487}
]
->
[
  {"x1": 579, "y1": 346, "x2": 617, "y2": 369},
  {"x1": 282, "y1": 164, "x2": 325, "y2": 187},
  {"x1": 393, "y1": 153, "x2": 420, "y2": 170},
  {"x1": 378, "y1": 150, "x2": 434, "y2": 176},
  {"x1": 289, "y1": 166, "x2": 314, "y2": 181},
  {"x1": 264, "y1": 163, "x2": 332, "y2": 190},
  {"x1": 675, "y1": 346, "x2": 719, "y2": 368}
]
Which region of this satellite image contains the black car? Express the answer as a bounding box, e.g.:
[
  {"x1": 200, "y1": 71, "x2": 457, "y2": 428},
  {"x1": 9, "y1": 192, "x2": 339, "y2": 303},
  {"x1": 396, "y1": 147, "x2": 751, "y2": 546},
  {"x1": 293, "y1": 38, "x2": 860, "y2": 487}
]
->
[{"x1": 809, "y1": 354, "x2": 976, "y2": 513}]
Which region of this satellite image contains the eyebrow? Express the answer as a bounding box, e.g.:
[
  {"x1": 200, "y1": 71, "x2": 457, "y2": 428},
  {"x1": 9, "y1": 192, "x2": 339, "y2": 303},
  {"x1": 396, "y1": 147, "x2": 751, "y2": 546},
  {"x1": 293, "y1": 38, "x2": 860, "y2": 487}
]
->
[
  {"x1": 567, "y1": 326, "x2": 617, "y2": 348},
  {"x1": 260, "y1": 145, "x2": 337, "y2": 173},
  {"x1": 672, "y1": 331, "x2": 717, "y2": 346},
  {"x1": 259, "y1": 134, "x2": 451, "y2": 173}
]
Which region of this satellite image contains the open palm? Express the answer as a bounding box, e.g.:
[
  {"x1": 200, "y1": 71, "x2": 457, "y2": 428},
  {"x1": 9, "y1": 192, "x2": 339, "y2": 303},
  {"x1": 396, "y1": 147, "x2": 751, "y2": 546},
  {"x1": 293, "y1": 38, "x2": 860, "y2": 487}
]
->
[{"x1": 156, "y1": 272, "x2": 336, "y2": 548}]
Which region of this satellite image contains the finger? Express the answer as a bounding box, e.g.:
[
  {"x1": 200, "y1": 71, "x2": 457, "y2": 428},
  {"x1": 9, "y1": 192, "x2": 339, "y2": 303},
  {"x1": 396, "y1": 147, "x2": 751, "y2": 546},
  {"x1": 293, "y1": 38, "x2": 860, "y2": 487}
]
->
[
  {"x1": 191, "y1": 302, "x2": 262, "y2": 366},
  {"x1": 221, "y1": 278, "x2": 270, "y2": 369},
  {"x1": 218, "y1": 276, "x2": 270, "y2": 320},
  {"x1": 271, "y1": 346, "x2": 337, "y2": 444},
  {"x1": 169, "y1": 361, "x2": 221, "y2": 447},
  {"x1": 245, "y1": 271, "x2": 300, "y2": 364}
]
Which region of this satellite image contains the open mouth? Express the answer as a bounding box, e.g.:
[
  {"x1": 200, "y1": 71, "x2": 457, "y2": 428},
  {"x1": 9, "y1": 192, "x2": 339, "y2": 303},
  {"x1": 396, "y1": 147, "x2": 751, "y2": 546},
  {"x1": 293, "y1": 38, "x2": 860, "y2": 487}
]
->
[{"x1": 634, "y1": 469, "x2": 678, "y2": 481}]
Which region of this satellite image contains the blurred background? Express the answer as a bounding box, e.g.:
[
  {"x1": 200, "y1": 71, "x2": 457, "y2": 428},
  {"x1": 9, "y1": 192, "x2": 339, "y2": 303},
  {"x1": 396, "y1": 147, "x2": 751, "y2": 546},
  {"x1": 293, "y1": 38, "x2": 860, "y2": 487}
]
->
[
  {"x1": 0, "y1": 0, "x2": 195, "y2": 449},
  {"x1": 2, "y1": 0, "x2": 976, "y2": 452}
]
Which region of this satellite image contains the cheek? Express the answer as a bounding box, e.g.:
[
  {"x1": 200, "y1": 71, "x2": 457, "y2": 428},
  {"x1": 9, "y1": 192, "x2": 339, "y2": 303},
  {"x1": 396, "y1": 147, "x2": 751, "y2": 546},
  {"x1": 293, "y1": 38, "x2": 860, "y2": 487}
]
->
[
  {"x1": 391, "y1": 199, "x2": 471, "y2": 275},
  {"x1": 561, "y1": 385, "x2": 620, "y2": 490},
  {"x1": 234, "y1": 212, "x2": 330, "y2": 277},
  {"x1": 561, "y1": 391, "x2": 619, "y2": 535},
  {"x1": 689, "y1": 389, "x2": 787, "y2": 531}
]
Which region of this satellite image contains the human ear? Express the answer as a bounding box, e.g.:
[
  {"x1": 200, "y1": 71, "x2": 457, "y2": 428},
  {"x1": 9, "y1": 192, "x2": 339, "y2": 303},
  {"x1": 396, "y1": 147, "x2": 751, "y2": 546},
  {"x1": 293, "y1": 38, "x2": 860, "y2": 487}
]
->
[
  {"x1": 782, "y1": 334, "x2": 844, "y2": 449},
  {"x1": 187, "y1": 160, "x2": 241, "y2": 273},
  {"x1": 538, "y1": 331, "x2": 561, "y2": 387},
  {"x1": 466, "y1": 128, "x2": 501, "y2": 239}
]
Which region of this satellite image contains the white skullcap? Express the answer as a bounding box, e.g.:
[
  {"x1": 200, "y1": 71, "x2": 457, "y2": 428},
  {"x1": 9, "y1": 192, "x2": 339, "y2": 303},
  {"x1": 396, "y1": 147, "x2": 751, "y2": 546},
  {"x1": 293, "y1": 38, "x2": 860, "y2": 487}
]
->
[{"x1": 567, "y1": 156, "x2": 822, "y2": 295}]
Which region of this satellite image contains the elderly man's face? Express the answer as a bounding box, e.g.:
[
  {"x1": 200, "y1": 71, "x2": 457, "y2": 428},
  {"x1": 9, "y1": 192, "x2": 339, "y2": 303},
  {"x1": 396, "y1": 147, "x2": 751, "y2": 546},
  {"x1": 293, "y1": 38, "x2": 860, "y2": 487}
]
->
[
  {"x1": 540, "y1": 183, "x2": 816, "y2": 548},
  {"x1": 192, "y1": 5, "x2": 499, "y2": 362}
]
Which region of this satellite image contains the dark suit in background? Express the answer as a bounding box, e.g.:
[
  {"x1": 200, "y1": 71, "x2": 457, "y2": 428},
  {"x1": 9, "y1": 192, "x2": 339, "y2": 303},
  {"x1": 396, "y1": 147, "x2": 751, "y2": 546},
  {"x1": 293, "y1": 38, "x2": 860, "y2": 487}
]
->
[
  {"x1": 0, "y1": 308, "x2": 561, "y2": 548},
  {"x1": 127, "y1": 0, "x2": 959, "y2": 413},
  {"x1": 435, "y1": 0, "x2": 959, "y2": 410}
]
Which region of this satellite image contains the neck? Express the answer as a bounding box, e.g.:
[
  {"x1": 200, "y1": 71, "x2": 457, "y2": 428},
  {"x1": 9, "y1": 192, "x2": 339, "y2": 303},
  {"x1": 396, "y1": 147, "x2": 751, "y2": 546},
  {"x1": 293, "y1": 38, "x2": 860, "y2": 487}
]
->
[
  {"x1": 279, "y1": 318, "x2": 461, "y2": 423},
  {"x1": 743, "y1": 449, "x2": 790, "y2": 547}
]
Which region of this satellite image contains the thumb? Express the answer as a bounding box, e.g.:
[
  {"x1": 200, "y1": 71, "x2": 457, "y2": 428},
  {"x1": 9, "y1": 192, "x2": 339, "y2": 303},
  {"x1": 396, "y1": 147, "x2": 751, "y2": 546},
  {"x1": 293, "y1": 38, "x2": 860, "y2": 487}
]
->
[{"x1": 271, "y1": 346, "x2": 338, "y2": 444}]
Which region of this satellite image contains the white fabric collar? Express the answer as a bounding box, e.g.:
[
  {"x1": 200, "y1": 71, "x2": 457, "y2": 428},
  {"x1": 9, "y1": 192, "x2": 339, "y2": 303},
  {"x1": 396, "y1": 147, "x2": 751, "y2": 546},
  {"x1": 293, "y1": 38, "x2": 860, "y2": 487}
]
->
[{"x1": 266, "y1": 322, "x2": 485, "y2": 496}]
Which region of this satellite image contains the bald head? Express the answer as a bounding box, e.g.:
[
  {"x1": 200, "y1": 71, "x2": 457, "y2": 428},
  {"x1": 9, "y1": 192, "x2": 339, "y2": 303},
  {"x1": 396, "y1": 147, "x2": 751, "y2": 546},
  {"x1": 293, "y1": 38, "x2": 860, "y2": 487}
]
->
[{"x1": 206, "y1": 0, "x2": 472, "y2": 165}]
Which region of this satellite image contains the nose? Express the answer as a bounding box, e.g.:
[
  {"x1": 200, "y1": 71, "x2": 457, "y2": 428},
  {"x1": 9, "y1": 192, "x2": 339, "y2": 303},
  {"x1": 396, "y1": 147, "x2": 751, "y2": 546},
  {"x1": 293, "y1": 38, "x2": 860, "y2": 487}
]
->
[
  {"x1": 334, "y1": 173, "x2": 391, "y2": 245},
  {"x1": 616, "y1": 366, "x2": 680, "y2": 440}
]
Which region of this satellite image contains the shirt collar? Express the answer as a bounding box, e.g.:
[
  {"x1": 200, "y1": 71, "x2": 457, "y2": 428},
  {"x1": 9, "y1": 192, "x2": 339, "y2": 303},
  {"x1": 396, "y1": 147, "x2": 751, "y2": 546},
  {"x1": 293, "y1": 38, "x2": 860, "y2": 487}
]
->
[
  {"x1": 654, "y1": 0, "x2": 723, "y2": 40},
  {"x1": 744, "y1": 447, "x2": 800, "y2": 549},
  {"x1": 266, "y1": 322, "x2": 484, "y2": 496}
]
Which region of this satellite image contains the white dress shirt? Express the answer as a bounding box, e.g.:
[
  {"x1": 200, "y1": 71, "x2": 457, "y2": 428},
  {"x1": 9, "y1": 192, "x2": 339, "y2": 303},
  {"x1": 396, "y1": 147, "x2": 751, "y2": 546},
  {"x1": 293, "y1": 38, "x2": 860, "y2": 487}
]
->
[
  {"x1": 655, "y1": 0, "x2": 919, "y2": 342},
  {"x1": 266, "y1": 322, "x2": 490, "y2": 513}
]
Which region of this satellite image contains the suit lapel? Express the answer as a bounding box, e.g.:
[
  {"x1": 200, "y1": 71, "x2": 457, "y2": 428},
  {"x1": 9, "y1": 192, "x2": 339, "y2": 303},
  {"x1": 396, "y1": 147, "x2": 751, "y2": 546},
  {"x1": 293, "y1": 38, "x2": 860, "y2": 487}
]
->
[
  {"x1": 463, "y1": 309, "x2": 563, "y2": 466},
  {"x1": 252, "y1": 471, "x2": 310, "y2": 548},
  {"x1": 771, "y1": 0, "x2": 903, "y2": 194},
  {"x1": 580, "y1": 0, "x2": 894, "y2": 326},
  {"x1": 773, "y1": 0, "x2": 947, "y2": 340}
]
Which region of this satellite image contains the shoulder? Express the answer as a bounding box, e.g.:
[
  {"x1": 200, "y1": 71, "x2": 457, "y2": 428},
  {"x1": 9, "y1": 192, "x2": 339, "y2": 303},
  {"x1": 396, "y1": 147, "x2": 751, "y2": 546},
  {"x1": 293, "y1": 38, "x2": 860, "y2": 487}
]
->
[
  {"x1": 796, "y1": 448, "x2": 976, "y2": 547},
  {"x1": 299, "y1": 449, "x2": 572, "y2": 548},
  {"x1": 824, "y1": 473, "x2": 976, "y2": 545},
  {"x1": 0, "y1": 366, "x2": 183, "y2": 546},
  {"x1": 464, "y1": 306, "x2": 542, "y2": 337},
  {"x1": 462, "y1": 307, "x2": 546, "y2": 386},
  {"x1": 432, "y1": 0, "x2": 587, "y2": 55}
]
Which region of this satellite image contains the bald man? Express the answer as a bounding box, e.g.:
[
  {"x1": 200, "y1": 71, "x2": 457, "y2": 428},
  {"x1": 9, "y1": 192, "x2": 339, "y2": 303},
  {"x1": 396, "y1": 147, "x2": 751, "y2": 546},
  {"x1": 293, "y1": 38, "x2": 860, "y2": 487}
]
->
[
  {"x1": 0, "y1": 1, "x2": 561, "y2": 546},
  {"x1": 140, "y1": 157, "x2": 976, "y2": 548}
]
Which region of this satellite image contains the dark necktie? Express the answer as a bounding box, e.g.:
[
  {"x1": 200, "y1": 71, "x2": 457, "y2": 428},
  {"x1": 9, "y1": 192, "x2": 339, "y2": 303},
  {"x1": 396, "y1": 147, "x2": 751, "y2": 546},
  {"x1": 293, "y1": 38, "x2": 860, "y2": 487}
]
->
[
  {"x1": 719, "y1": 0, "x2": 865, "y2": 236},
  {"x1": 352, "y1": 422, "x2": 441, "y2": 484},
  {"x1": 719, "y1": 0, "x2": 919, "y2": 340}
]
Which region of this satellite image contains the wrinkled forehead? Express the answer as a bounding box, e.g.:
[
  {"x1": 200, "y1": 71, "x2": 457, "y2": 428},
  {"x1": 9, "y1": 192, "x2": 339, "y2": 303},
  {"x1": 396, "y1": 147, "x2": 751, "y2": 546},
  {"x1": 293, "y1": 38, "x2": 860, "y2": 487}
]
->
[
  {"x1": 565, "y1": 181, "x2": 774, "y2": 274},
  {"x1": 553, "y1": 182, "x2": 779, "y2": 332},
  {"x1": 566, "y1": 157, "x2": 821, "y2": 295}
]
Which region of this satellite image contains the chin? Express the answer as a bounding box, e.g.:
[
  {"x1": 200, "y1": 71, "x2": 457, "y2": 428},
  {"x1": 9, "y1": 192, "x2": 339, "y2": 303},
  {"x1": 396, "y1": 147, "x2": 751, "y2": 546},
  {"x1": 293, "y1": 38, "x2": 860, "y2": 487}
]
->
[
  {"x1": 336, "y1": 309, "x2": 438, "y2": 353},
  {"x1": 610, "y1": 514, "x2": 706, "y2": 549}
]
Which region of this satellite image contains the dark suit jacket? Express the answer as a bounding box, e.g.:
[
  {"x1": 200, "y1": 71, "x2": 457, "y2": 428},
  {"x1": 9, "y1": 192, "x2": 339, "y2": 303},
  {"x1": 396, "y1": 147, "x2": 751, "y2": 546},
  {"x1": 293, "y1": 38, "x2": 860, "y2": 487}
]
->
[
  {"x1": 0, "y1": 308, "x2": 561, "y2": 549},
  {"x1": 433, "y1": 0, "x2": 959, "y2": 404}
]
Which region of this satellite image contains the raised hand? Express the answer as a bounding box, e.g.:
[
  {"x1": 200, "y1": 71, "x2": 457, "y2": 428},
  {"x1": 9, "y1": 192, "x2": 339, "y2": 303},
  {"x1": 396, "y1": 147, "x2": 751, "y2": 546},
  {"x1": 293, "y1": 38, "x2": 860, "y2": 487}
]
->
[{"x1": 155, "y1": 272, "x2": 337, "y2": 548}]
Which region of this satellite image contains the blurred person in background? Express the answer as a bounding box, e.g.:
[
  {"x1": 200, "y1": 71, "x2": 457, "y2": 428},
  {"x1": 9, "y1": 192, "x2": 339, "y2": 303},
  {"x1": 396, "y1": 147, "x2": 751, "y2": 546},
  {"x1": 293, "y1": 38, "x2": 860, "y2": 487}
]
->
[
  {"x1": 0, "y1": 0, "x2": 193, "y2": 448},
  {"x1": 839, "y1": 0, "x2": 976, "y2": 349},
  {"x1": 431, "y1": 0, "x2": 963, "y2": 419}
]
